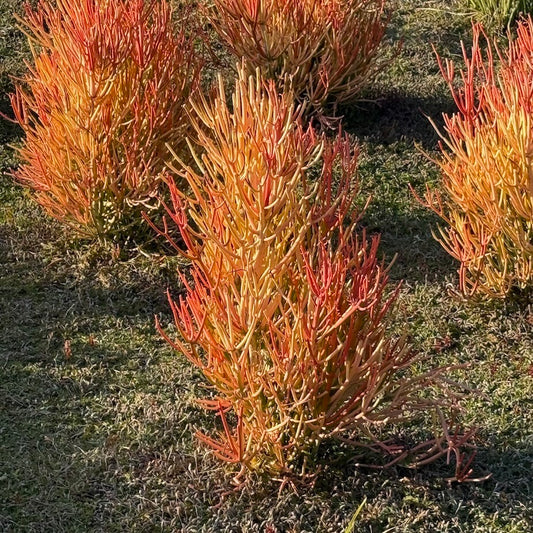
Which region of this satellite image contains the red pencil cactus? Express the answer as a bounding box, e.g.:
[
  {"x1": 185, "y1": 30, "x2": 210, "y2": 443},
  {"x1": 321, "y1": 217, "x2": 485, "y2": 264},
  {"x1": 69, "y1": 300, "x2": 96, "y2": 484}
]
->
[
  {"x1": 157, "y1": 68, "x2": 475, "y2": 476},
  {"x1": 207, "y1": 0, "x2": 388, "y2": 117},
  {"x1": 422, "y1": 21, "x2": 533, "y2": 298},
  {"x1": 11, "y1": 0, "x2": 200, "y2": 241}
]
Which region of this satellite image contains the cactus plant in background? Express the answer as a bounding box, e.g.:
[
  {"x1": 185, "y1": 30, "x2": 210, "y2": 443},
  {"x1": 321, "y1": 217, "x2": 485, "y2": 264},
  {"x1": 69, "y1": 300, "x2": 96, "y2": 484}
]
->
[
  {"x1": 207, "y1": 0, "x2": 388, "y2": 118},
  {"x1": 156, "y1": 68, "x2": 474, "y2": 477},
  {"x1": 466, "y1": 0, "x2": 533, "y2": 29},
  {"x1": 11, "y1": 0, "x2": 200, "y2": 242},
  {"x1": 422, "y1": 21, "x2": 533, "y2": 298}
]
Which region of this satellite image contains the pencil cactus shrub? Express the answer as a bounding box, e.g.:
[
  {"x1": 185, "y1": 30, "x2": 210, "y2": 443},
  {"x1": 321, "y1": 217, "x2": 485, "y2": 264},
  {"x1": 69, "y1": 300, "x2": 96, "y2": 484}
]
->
[
  {"x1": 157, "y1": 69, "x2": 474, "y2": 477},
  {"x1": 207, "y1": 0, "x2": 388, "y2": 117},
  {"x1": 422, "y1": 21, "x2": 533, "y2": 298},
  {"x1": 10, "y1": 0, "x2": 200, "y2": 242},
  {"x1": 466, "y1": 0, "x2": 533, "y2": 29}
]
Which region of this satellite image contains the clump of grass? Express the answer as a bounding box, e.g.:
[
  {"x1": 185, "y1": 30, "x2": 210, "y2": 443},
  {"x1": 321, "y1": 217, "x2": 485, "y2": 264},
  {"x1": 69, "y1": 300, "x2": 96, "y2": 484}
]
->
[{"x1": 466, "y1": 0, "x2": 533, "y2": 30}]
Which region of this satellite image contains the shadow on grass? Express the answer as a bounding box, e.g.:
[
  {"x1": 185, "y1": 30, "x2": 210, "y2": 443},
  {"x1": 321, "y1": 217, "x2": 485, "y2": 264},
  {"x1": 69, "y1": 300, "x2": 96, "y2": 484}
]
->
[
  {"x1": 341, "y1": 90, "x2": 456, "y2": 151},
  {"x1": 0, "y1": 94, "x2": 21, "y2": 145},
  {"x1": 0, "y1": 226, "x2": 177, "y2": 362},
  {"x1": 0, "y1": 349, "x2": 206, "y2": 532},
  {"x1": 271, "y1": 435, "x2": 533, "y2": 532},
  {"x1": 361, "y1": 206, "x2": 457, "y2": 285},
  {"x1": 194, "y1": 440, "x2": 533, "y2": 532},
  {"x1": 0, "y1": 217, "x2": 206, "y2": 531},
  {"x1": 357, "y1": 444, "x2": 533, "y2": 532}
]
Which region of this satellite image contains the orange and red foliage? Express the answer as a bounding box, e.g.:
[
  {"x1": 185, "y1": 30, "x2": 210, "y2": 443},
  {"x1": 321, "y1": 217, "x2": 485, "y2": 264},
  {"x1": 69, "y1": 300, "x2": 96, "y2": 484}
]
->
[
  {"x1": 422, "y1": 20, "x2": 533, "y2": 297},
  {"x1": 156, "y1": 69, "x2": 473, "y2": 476},
  {"x1": 208, "y1": 0, "x2": 388, "y2": 116},
  {"x1": 11, "y1": 0, "x2": 200, "y2": 240}
]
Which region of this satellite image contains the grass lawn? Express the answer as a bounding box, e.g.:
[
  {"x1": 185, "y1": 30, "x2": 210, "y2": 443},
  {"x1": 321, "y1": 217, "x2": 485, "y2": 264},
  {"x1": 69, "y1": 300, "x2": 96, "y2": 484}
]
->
[{"x1": 0, "y1": 0, "x2": 532, "y2": 531}]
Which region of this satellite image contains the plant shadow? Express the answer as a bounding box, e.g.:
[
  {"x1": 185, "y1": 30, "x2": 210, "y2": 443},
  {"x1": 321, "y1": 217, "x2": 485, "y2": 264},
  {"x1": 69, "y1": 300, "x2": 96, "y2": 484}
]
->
[
  {"x1": 0, "y1": 95, "x2": 20, "y2": 145},
  {"x1": 341, "y1": 90, "x2": 456, "y2": 152},
  {"x1": 0, "y1": 218, "x2": 208, "y2": 530},
  {"x1": 198, "y1": 439, "x2": 533, "y2": 533},
  {"x1": 361, "y1": 207, "x2": 457, "y2": 285},
  {"x1": 312, "y1": 442, "x2": 533, "y2": 532}
]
